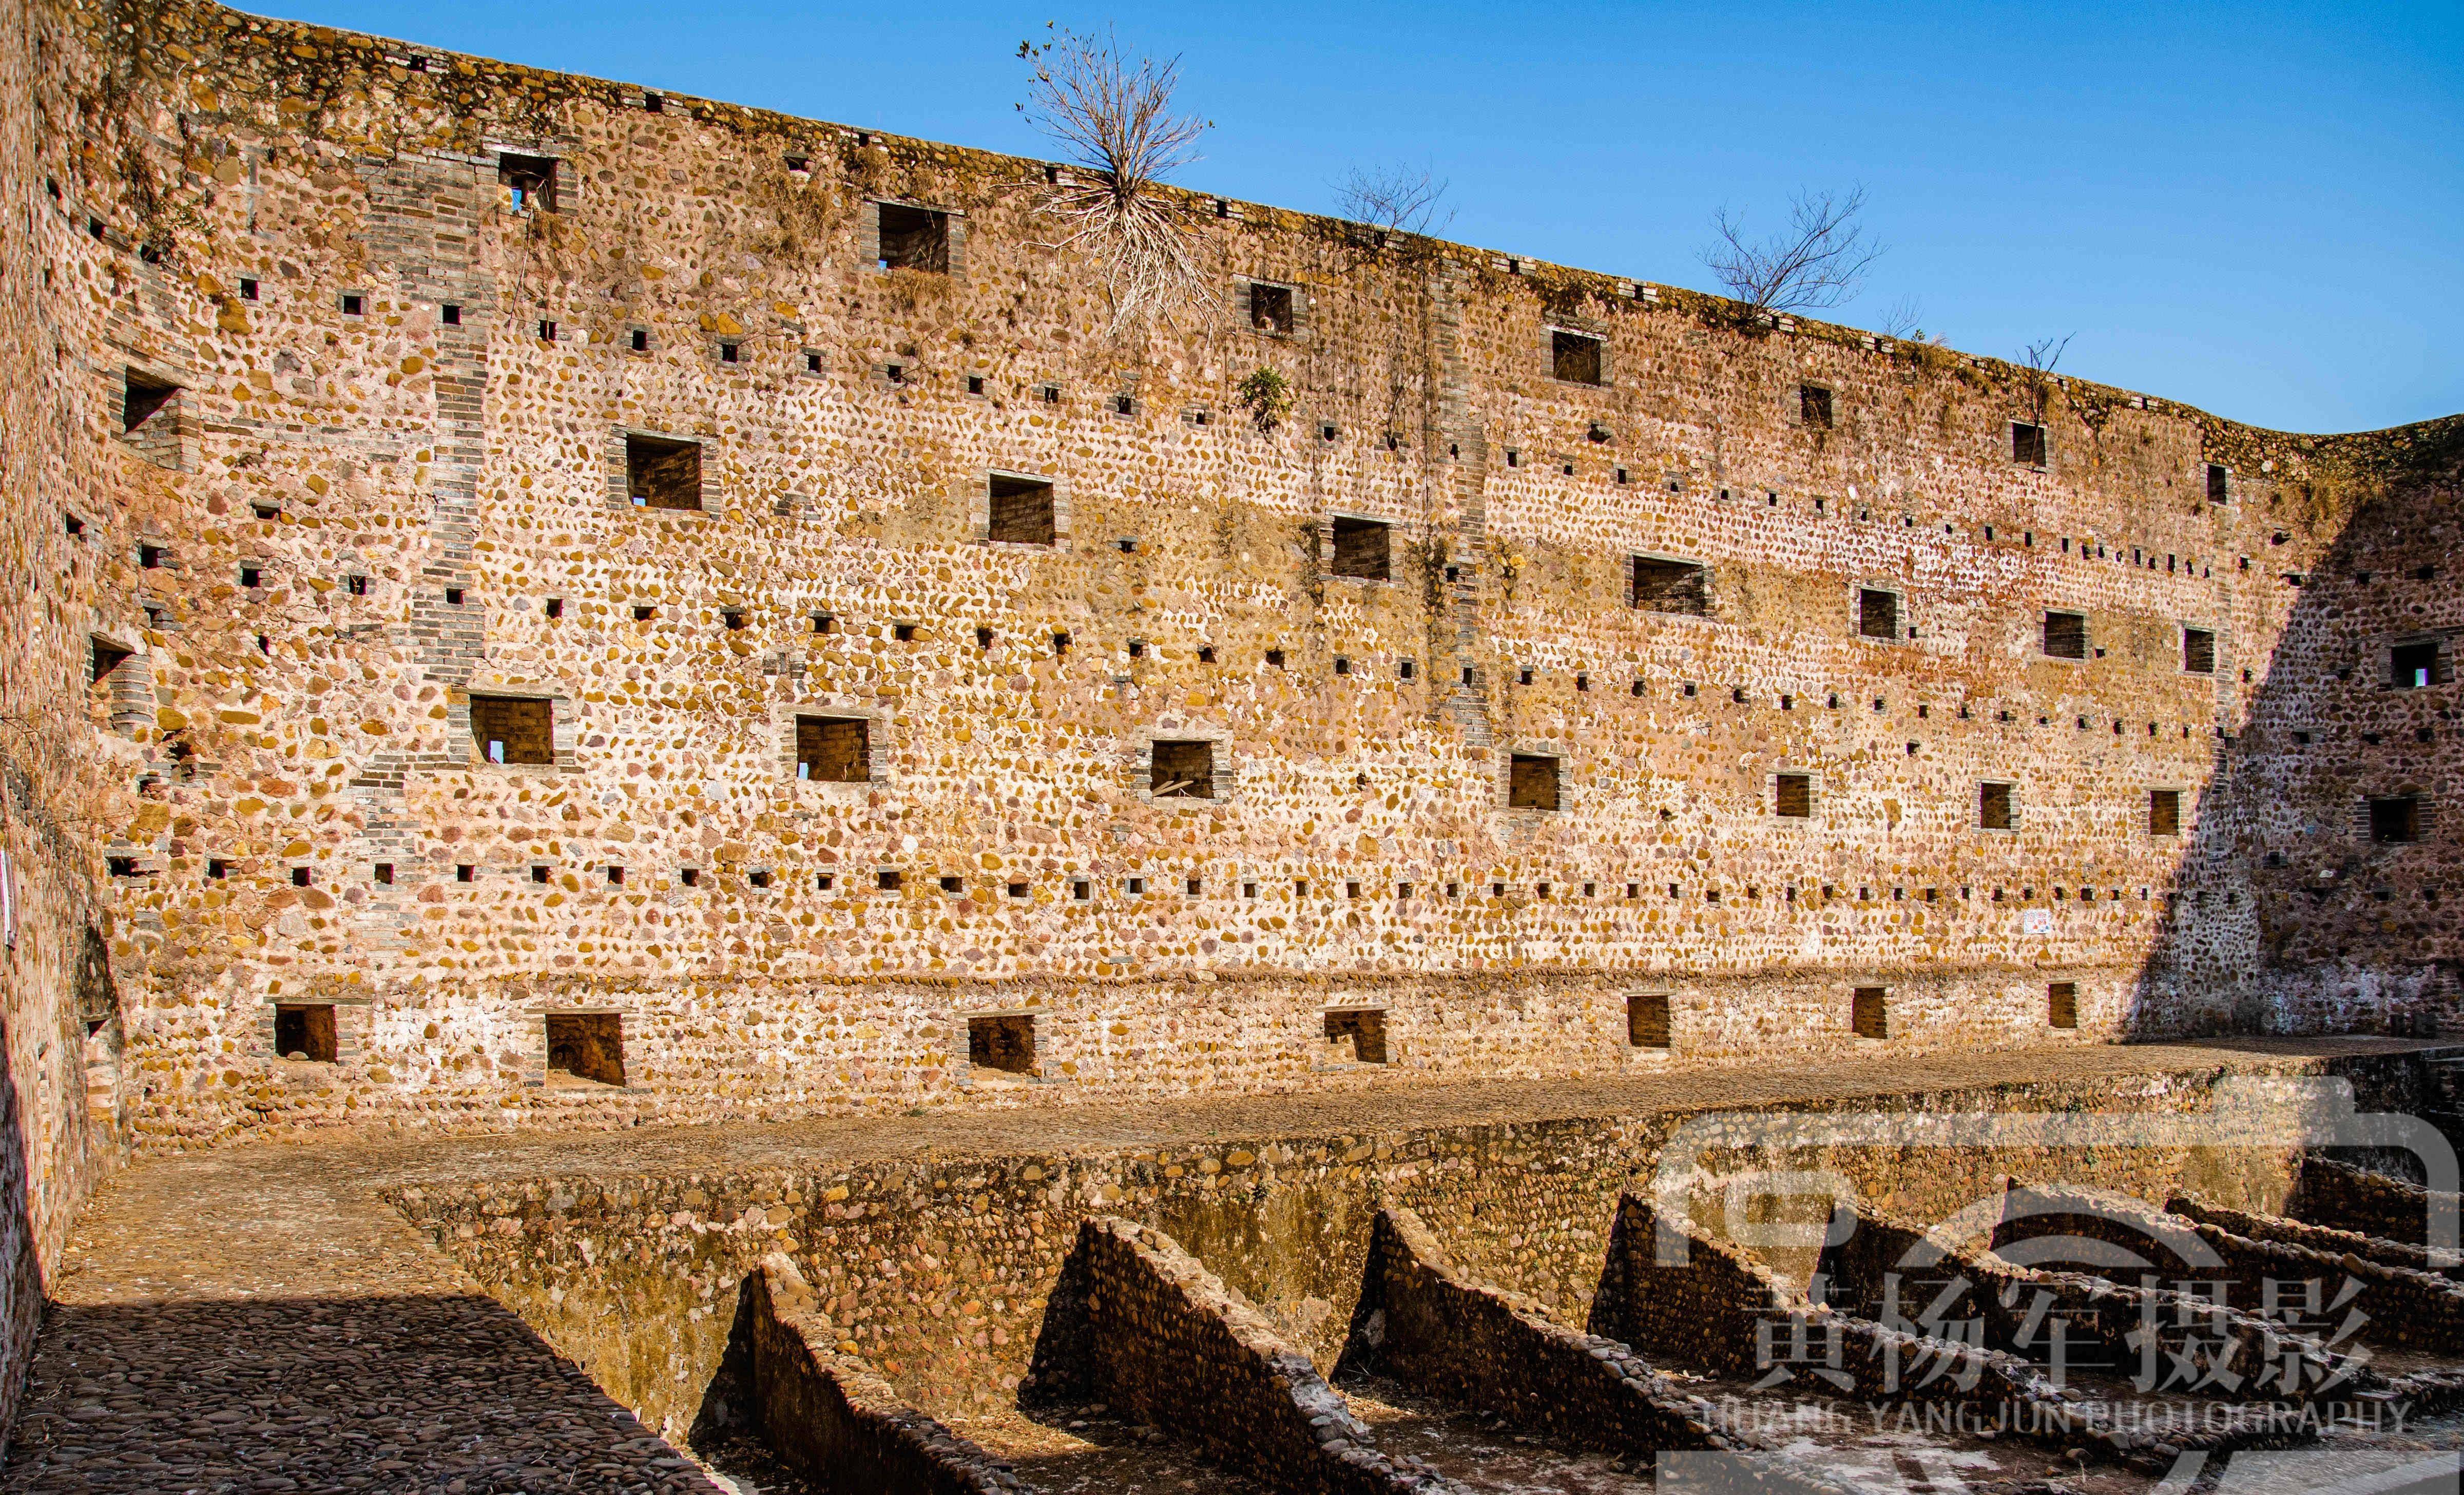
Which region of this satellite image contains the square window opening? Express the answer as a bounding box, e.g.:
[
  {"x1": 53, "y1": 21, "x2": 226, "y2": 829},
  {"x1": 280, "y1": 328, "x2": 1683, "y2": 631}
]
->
[
  {"x1": 2206, "y1": 463, "x2": 2229, "y2": 502},
  {"x1": 1330, "y1": 516, "x2": 1392, "y2": 581},
  {"x1": 2012, "y1": 421, "x2": 2047, "y2": 466},
  {"x1": 1626, "y1": 992, "x2": 1672, "y2": 1048},
  {"x1": 1551, "y1": 330, "x2": 1603, "y2": 385},
  {"x1": 2371, "y1": 796, "x2": 2421, "y2": 845},
  {"x1": 1324, "y1": 1008, "x2": 1388, "y2": 1065},
  {"x1": 1509, "y1": 753, "x2": 1561, "y2": 812},
  {"x1": 470, "y1": 695, "x2": 553, "y2": 765},
  {"x1": 795, "y1": 716, "x2": 871, "y2": 783},
  {"x1": 2047, "y1": 982, "x2": 2079, "y2": 1029},
  {"x1": 545, "y1": 1012, "x2": 625, "y2": 1086},
  {"x1": 1980, "y1": 781, "x2": 2015, "y2": 831},
  {"x1": 2184, "y1": 628, "x2": 2217, "y2": 675},
  {"x1": 1631, "y1": 557, "x2": 1709, "y2": 616},
  {"x1": 497, "y1": 152, "x2": 560, "y2": 212},
  {"x1": 1858, "y1": 588, "x2": 1900, "y2": 640},
  {"x1": 2042, "y1": 610, "x2": 2087, "y2": 659},
  {"x1": 1775, "y1": 773, "x2": 1812, "y2": 819},
  {"x1": 1248, "y1": 282, "x2": 1293, "y2": 334},
  {"x1": 2392, "y1": 641, "x2": 2443, "y2": 688},
  {"x1": 876, "y1": 203, "x2": 950, "y2": 272},
  {"x1": 1851, "y1": 987, "x2": 1889, "y2": 1040},
  {"x1": 89, "y1": 637, "x2": 132, "y2": 684},
  {"x1": 988, "y1": 473, "x2": 1057, "y2": 546},
  {"x1": 969, "y1": 1014, "x2": 1035, "y2": 1075},
  {"x1": 2149, "y1": 788, "x2": 2182, "y2": 837},
  {"x1": 1800, "y1": 384, "x2": 1834, "y2": 429},
  {"x1": 626, "y1": 433, "x2": 703, "y2": 512},
  {"x1": 274, "y1": 1004, "x2": 338, "y2": 1062},
  {"x1": 123, "y1": 368, "x2": 180, "y2": 434},
  {"x1": 1151, "y1": 739, "x2": 1215, "y2": 799}
]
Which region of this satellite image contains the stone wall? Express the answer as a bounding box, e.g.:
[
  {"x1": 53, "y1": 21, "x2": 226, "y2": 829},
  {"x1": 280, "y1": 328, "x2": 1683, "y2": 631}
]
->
[
  {"x1": 2170, "y1": 1192, "x2": 2463, "y2": 1278},
  {"x1": 1817, "y1": 1197, "x2": 2358, "y2": 1401},
  {"x1": 0, "y1": 0, "x2": 127, "y2": 1439},
  {"x1": 1995, "y1": 1182, "x2": 2464, "y2": 1355},
  {"x1": 2284, "y1": 1154, "x2": 2454, "y2": 1246},
  {"x1": 386, "y1": 1055, "x2": 2375, "y2": 1443},
  {"x1": 2, "y1": 0, "x2": 2445, "y2": 1146},
  {"x1": 1338, "y1": 1205, "x2": 1728, "y2": 1454},
  {"x1": 729, "y1": 1251, "x2": 1027, "y2": 1494},
  {"x1": 1021, "y1": 1216, "x2": 1447, "y2": 1494}
]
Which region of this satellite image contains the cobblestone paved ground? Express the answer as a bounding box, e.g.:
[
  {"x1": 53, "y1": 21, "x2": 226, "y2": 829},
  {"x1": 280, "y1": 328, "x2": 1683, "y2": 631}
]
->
[
  {"x1": 0, "y1": 1037, "x2": 2430, "y2": 1493},
  {"x1": 0, "y1": 1155, "x2": 729, "y2": 1493}
]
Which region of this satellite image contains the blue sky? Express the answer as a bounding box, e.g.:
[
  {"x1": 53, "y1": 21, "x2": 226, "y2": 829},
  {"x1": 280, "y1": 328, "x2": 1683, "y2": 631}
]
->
[{"x1": 258, "y1": 1, "x2": 2460, "y2": 435}]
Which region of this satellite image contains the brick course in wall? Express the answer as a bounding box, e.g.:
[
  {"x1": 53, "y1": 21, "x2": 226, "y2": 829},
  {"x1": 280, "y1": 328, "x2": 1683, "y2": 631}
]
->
[{"x1": 8, "y1": 0, "x2": 2461, "y2": 1153}]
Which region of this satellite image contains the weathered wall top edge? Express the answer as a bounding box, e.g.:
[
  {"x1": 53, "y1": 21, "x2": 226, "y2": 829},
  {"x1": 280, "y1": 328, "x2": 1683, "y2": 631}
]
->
[
  {"x1": 168, "y1": 2, "x2": 2454, "y2": 449},
  {"x1": 374, "y1": 1046, "x2": 2362, "y2": 1209}
]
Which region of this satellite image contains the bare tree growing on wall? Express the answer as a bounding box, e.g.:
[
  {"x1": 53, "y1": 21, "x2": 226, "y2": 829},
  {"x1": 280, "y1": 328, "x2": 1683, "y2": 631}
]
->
[
  {"x1": 2017, "y1": 332, "x2": 2075, "y2": 415},
  {"x1": 1018, "y1": 25, "x2": 1214, "y2": 332},
  {"x1": 1700, "y1": 186, "x2": 1883, "y2": 316},
  {"x1": 2019, "y1": 332, "x2": 2075, "y2": 373},
  {"x1": 1332, "y1": 162, "x2": 1455, "y2": 236},
  {"x1": 1880, "y1": 295, "x2": 1945, "y2": 346}
]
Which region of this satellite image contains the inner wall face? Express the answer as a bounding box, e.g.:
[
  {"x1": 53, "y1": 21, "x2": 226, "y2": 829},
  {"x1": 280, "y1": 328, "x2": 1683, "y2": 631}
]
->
[
  {"x1": 41, "y1": 1, "x2": 2463, "y2": 1148},
  {"x1": 393, "y1": 1061, "x2": 2336, "y2": 1439}
]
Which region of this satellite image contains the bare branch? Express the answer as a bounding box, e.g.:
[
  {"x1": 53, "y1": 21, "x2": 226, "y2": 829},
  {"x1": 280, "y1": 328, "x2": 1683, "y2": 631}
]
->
[
  {"x1": 1018, "y1": 25, "x2": 1215, "y2": 333},
  {"x1": 2019, "y1": 332, "x2": 2075, "y2": 374},
  {"x1": 1332, "y1": 163, "x2": 1454, "y2": 237},
  {"x1": 1699, "y1": 186, "x2": 1884, "y2": 315},
  {"x1": 1879, "y1": 296, "x2": 1924, "y2": 341}
]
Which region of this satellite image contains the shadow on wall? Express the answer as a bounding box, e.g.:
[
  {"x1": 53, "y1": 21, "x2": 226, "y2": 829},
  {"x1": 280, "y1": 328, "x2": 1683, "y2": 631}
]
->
[
  {"x1": 0, "y1": 988, "x2": 37, "y2": 1437},
  {"x1": 0, "y1": 1291, "x2": 729, "y2": 1490},
  {"x1": 2132, "y1": 415, "x2": 2464, "y2": 1038}
]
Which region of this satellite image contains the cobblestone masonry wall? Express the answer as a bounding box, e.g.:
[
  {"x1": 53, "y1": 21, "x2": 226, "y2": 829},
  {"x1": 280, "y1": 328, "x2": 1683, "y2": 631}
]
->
[
  {"x1": 0, "y1": 0, "x2": 124, "y2": 1440},
  {"x1": 1020, "y1": 1215, "x2": 1450, "y2": 1494},
  {"x1": 16, "y1": 0, "x2": 2464, "y2": 1150},
  {"x1": 386, "y1": 1056, "x2": 2383, "y2": 1443},
  {"x1": 2285, "y1": 1154, "x2": 2455, "y2": 1245},
  {"x1": 1337, "y1": 1205, "x2": 1736, "y2": 1456},
  {"x1": 734, "y1": 1251, "x2": 1028, "y2": 1494}
]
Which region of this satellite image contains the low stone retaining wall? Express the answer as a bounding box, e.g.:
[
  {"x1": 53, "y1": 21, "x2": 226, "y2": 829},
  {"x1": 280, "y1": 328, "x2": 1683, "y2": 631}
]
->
[
  {"x1": 1022, "y1": 1216, "x2": 1453, "y2": 1494},
  {"x1": 382, "y1": 1053, "x2": 2401, "y2": 1443},
  {"x1": 1998, "y1": 1182, "x2": 2464, "y2": 1356},
  {"x1": 2171, "y1": 1192, "x2": 2464, "y2": 1280},
  {"x1": 1339, "y1": 1206, "x2": 1726, "y2": 1450},
  {"x1": 737, "y1": 1253, "x2": 1029, "y2": 1493},
  {"x1": 1592, "y1": 1198, "x2": 2074, "y2": 1407},
  {"x1": 1586, "y1": 1193, "x2": 1794, "y2": 1380},
  {"x1": 2287, "y1": 1157, "x2": 2461, "y2": 1249},
  {"x1": 1823, "y1": 1197, "x2": 2359, "y2": 1402},
  {"x1": 1339, "y1": 1206, "x2": 1869, "y2": 1492},
  {"x1": 1593, "y1": 1195, "x2": 2162, "y2": 1460}
]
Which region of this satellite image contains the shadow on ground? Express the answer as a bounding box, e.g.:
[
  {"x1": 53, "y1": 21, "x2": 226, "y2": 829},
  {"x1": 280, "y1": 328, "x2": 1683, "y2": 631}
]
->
[{"x1": 1, "y1": 1292, "x2": 724, "y2": 1494}]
